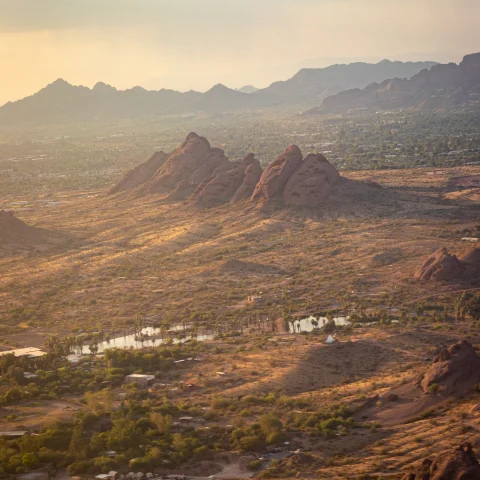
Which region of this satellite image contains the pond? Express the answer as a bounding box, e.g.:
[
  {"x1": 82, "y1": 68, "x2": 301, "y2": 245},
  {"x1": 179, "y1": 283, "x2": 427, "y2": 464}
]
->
[
  {"x1": 79, "y1": 326, "x2": 214, "y2": 354},
  {"x1": 289, "y1": 315, "x2": 350, "y2": 333}
]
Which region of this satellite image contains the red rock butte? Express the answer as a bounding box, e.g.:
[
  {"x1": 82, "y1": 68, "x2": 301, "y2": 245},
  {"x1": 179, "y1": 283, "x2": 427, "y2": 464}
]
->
[{"x1": 110, "y1": 132, "x2": 352, "y2": 208}]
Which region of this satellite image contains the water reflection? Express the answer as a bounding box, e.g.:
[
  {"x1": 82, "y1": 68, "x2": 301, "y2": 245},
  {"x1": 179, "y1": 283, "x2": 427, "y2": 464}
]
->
[
  {"x1": 79, "y1": 326, "x2": 214, "y2": 354},
  {"x1": 289, "y1": 316, "x2": 350, "y2": 333}
]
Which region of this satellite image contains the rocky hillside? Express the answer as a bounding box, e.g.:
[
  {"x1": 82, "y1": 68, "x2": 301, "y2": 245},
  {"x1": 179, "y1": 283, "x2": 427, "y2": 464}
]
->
[
  {"x1": 318, "y1": 53, "x2": 480, "y2": 113},
  {"x1": 259, "y1": 58, "x2": 437, "y2": 104},
  {"x1": 110, "y1": 132, "x2": 383, "y2": 209}
]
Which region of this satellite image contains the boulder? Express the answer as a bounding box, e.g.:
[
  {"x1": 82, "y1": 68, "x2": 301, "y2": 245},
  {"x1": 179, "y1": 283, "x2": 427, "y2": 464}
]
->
[
  {"x1": 282, "y1": 153, "x2": 341, "y2": 207},
  {"x1": 420, "y1": 340, "x2": 480, "y2": 394},
  {"x1": 402, "y1": 443, "x2": 480, "y2": 480}
]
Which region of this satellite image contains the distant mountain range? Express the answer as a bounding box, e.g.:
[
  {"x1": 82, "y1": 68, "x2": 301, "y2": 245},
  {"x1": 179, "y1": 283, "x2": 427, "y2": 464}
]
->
[
  {"x1": 236, "y1": 85, "x2": 259, "y2": 94},
  {"x1": 316, "y1": 53, "x2": 480, "y2": 113},
  {"x1": 0, "y1": 59, "x2": 439, "y2": 126}
]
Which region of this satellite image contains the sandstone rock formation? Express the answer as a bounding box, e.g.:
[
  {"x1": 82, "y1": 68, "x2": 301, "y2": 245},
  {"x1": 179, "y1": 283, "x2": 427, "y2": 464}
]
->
[
  {"x1": 145, "y1": 133, "x2": 231, "y2": 199},
  {"x1": 401, "y1": 443, "x2": 480, "y2": 480},
  {"x1": 109, "y1": 151, "x2": 169, "y2": 194},
  {"x1": 420, "y1": 340, "x2": 480, "y2": 395},
  {"x1": 251, "y1": 146, "x2": 342, "y2": 207},
  {"x1": 109, "y1": 133, "x2": 377, "y2": 209},
  {"x1": 414, "y1": 248, "x2": 463, "y2": 281},
  {"x1": 189, "y1": 154, "x2": 261, "y2": 206},
  {"x1": 414, "y1": 247, "x2": 480, "y2": 282},
  {"x1": 0, "y1": 210, "x2": 41, "y2": 243},
  {"x1": 252, "y1": 145, "x2": 303, "y2": 201},
  {"x1": 282, "y1": 153, "x2": 341, "y2": 207},
  {"x1": 231, "y1": 157, "x2": 263, "y2": 203}
]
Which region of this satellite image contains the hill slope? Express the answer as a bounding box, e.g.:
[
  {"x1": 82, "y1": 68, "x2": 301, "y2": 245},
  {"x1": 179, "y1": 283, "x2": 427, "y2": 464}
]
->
[{"x1": 318, "y1": 53, "x2": 480, "y2": 113}]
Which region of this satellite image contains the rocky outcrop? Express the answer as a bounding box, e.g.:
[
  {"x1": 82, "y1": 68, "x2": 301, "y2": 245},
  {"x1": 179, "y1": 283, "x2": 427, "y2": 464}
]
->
[
  {"x1": 282, "y1": 153, "x2": 341, "y2": 207},
  {"x1": 109, "y1": 151, "x2": 169, "y2": 194},
  {"x1": 108, "y1": 133, "x2": 377, "y2": 209},
  {"x1": 401, "y1": 443, "x2": 480, "y2": 480},
  {"x1": 231, "y1": 157, "x2": 263, "y2": 203},
  {"x1": 414, "y1": 248, "x2": 480, "y2": 282},
  {"x1": 414, "y1": 248, "x2": 464, "y2": 281},
  {"x1": 190, "y1": 154, "x2": 260, "y2": 206},
  {"x1": 144, "y1": 133, "x2": 231, "y2": 199},
  {"x1": 463, "y1": 248, "x2": 480, "y2": 265},
  {"x1": 252, "y1": 145, "x2": 303, "y2": 201},
  {"x1": 420, "y1": 340, "x2": 480, "y2": 395},
  {"x1": 0, "y1": 210, "x2": 44, "y2": 244},
  {"x1": 251, "y1": 146, "x2": 342, "y2": 207}
]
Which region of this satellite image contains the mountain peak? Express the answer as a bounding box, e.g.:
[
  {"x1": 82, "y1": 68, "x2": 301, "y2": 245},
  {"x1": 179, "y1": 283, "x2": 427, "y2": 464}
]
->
[
  {"x1": 208, "y1": 83, "x2": 233, "y2": 93},
  {"x1": 47, "y1": 78, "x2": 73, "y2": 89},
  {"x1": 236, "y1": 85, "x2": 258, "y2": 94},
  {"x1": 93, "y1": 82, "x2": 116, "y2": 93}
]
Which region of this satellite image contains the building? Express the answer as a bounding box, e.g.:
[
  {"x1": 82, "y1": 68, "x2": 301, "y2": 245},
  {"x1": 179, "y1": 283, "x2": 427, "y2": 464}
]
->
[{"x1": 125, "y1": 374, "x2": 155, "y2": 387}]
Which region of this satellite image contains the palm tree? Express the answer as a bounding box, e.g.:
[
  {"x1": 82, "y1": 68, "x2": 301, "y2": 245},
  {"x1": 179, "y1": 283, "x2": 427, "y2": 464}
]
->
[{"x1": 89, "y1": 342, "x2": 99, "y2": 356}]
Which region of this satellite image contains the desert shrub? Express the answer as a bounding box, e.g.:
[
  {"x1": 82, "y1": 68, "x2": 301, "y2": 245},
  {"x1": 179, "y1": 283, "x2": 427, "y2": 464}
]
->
[
  {"x1": 239, "y1": 435, "x2": 264, "y2": 451},
  {"x1": 428, "y1": 383, "x2": 439, "y2": 394},
  {"x1": 248, "y1": 459, "x2": 263, "y2": 471}
]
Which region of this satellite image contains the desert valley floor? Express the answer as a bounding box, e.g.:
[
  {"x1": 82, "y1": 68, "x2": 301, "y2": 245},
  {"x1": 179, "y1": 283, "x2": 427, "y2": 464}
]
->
[{"x1": 1, "y1": 163, "x2": 480, "y2": 480}]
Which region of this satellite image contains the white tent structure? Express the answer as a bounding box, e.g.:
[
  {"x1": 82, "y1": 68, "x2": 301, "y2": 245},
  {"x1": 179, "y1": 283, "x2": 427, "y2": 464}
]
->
[{"x1": 325, "y1": 335, "x2": 336, "y2": 344}]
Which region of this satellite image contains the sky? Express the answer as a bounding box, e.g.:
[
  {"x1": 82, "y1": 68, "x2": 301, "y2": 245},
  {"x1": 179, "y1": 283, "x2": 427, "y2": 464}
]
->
[{"x1": 0, "y1": 0, "x2": 479, "y2": 105}]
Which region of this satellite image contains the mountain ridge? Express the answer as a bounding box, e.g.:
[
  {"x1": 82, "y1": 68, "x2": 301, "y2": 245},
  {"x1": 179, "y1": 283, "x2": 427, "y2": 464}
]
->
[
  {"x1": 0, "y1": 58, "x2": 438, "y2": 126},
  {"x1": 316, "y1": 52, "x2": 480, "y2": 113}
]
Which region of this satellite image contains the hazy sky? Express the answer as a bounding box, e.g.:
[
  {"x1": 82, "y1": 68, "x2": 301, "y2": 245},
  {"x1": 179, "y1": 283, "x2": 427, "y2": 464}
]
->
[{"x1": 1, "y1": 0, "x2": 479, "y2": 105}]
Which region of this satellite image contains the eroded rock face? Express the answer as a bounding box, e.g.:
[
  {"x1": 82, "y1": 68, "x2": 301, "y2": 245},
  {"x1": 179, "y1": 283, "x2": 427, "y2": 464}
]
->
[
  {"x1": 401, "y1": 443, "x2": 480, "y2": 480},
  {"x1": 463, "y1": 248, "x2": 480, "y2": 265},
  {"x1": 0, "y1": 210, "x2": 41, "y2": 243},
  {"x1": 231, "y1": 157, "x2": 263, "y2": 203},
  {"x1": 109, "y1": 135, "x2": 347, "y2": 207},
  {"x1": 252, "y1": 145, "x2": 303, "y2": 201},
  {"x1": 414, "y1": 248, "x2": 464, "y2": 281},
  {"x1": 420, "y1": 340, "x2": 480, "y2": 395},
  {"x1": 109, "y1": 151, "x2": 169, "y2": 194},
  {"x1": 190, "y1": 154, "x2": 258, "y2": 206},
  {"x1": 250, "y1": 146, "x2": 342, "y2": 207},
  {"x1": 282, "y1": 153, "x2": 341, "y2": 207},
  {"x1": 414, "y1": 248, "x2": 480, "y2": 282},
  {"x1": 145, "y1": 133, "x2": 230, "y2": 199}
]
